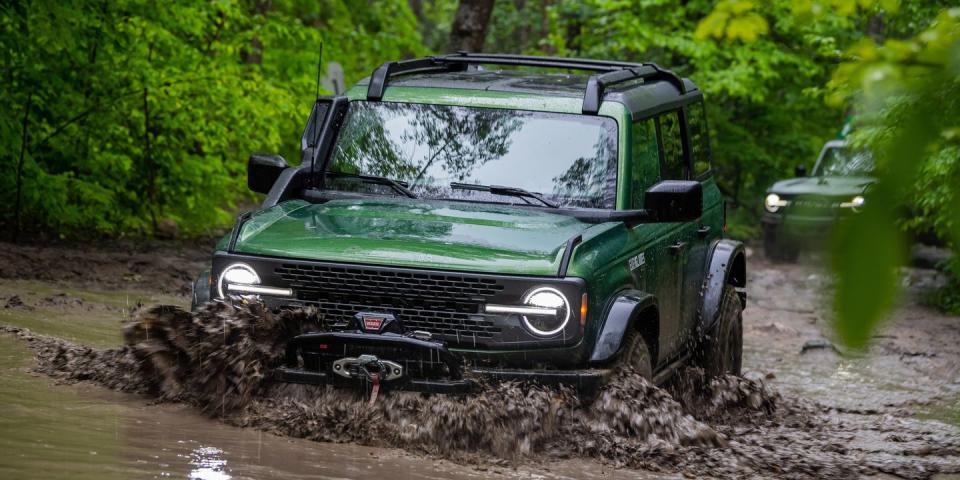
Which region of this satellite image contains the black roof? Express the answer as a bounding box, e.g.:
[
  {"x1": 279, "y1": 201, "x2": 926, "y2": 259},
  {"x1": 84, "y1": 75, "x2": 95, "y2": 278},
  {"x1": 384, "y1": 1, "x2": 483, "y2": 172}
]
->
[{"x1": 356, "y1": 53, "x2": 702, "y2": 120}]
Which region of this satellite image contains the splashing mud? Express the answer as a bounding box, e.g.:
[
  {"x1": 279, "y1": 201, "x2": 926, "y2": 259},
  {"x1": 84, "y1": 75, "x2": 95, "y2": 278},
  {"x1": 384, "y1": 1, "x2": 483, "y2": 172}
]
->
[{"x1": 3, "y1": 302, "x2": 958, "y2": 479}]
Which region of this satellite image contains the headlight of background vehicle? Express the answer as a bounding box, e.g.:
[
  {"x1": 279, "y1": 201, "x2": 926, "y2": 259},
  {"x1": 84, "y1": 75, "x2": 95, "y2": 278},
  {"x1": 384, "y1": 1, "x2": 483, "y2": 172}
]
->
[
  {"x1": 839, "y1": 195, "x2": 865, "y2": 211},
  {"x1": 217, "y1": 263, "x2": 292, "y2": 299},
  {"x1": 764, "y1": 193, "x2": 789, "y2": 213},
  {"x1": 485, "y1": 287, "x2": 571, "y2": 336}
]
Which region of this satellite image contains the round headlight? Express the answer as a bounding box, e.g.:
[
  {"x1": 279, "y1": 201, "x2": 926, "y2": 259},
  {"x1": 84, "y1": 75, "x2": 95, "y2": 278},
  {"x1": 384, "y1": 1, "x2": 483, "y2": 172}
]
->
[
  {"x1": 764, "y1": 193, "x2": 788, "y2": 213},
  {"x1": 839, "y1": 195, "x2": 865, "y2": 211},
  {"x1": 217, "y1": 263, "x2": 260, "y2": 299},
  {"x1": 521, "y1": 287, "x2": 570, "y2": 336}
]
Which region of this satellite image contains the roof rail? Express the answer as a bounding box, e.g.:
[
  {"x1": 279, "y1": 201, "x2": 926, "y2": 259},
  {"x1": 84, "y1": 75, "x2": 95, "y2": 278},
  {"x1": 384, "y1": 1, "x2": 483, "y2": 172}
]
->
[{"x1": 365, "y1": 52, "x2": 687, "y2": 115}]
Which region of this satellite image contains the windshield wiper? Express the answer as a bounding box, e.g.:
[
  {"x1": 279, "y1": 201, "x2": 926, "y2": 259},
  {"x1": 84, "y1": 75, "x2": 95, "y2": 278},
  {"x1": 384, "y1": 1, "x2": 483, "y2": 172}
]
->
[
  {"x1": 450, "y1": 182, "x2": 558, "y2": 208},
  {"x1": 327, "y1": 172, "x2": 417, "y2": 198}
]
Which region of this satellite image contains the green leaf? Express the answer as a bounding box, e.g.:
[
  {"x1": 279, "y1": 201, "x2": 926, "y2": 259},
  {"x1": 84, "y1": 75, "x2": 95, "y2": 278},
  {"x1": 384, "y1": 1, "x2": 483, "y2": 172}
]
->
[{"x1": 830, "y1": 204, "x2": 905, "y2": 349}]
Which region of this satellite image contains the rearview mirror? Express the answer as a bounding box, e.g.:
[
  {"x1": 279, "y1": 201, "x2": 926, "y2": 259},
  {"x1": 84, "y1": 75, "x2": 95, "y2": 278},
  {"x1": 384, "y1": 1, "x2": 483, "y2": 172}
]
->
[
  {"x1": 645, "y1": 180, "x2": 702, "y2": 223},
  {"x1": 795, "y1": 164, "x2": 807, "y2": 177},
  {"x1": 248, "y1": 154, "x2": 289, "y2": 194}
]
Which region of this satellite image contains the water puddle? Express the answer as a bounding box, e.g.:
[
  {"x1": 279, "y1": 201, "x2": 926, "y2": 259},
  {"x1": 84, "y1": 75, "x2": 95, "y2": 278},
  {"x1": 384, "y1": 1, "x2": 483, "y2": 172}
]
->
[{"x1": 0, "y1": 335, "x2": 635, "y2": 479}]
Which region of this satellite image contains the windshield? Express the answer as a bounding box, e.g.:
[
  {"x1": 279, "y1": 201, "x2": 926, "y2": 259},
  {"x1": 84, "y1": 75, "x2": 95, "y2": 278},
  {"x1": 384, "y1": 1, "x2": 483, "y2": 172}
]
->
[
  {"x1": 815, "y1": 147, "x2": 874, "y2": 177},
  {"x1": 325, "y1": 101, "x2": 618, "y2": 208}
]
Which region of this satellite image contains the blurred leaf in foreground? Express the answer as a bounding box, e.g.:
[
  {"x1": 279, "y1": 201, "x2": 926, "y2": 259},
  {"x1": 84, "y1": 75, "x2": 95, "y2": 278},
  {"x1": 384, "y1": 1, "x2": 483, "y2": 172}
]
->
[
  {"x1": 828, "y1": 7, "x2": 958, "y2": 345},
  {"x1": 830, "y1": 195, "x2": 905, "y2": 348}
]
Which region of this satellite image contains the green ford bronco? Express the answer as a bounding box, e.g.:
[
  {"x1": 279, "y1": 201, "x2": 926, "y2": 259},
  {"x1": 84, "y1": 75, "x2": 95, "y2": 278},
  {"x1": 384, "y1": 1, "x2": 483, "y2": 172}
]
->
[
  {"x1": 762, "y1": 140, "x2": 875, "y2": 261},
  {"x1": 192, "y1": 53, "x2": 746, "y2": 394}
]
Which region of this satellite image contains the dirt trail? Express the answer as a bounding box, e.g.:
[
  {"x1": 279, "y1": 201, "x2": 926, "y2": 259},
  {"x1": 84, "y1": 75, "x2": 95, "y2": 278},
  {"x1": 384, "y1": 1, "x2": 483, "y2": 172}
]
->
[
  {"x1": 1, "y1": 242, "x2": 959, "y2": 478},
  {"x1": 0, "y1": 240, "x2": 208, "y2": 295}
]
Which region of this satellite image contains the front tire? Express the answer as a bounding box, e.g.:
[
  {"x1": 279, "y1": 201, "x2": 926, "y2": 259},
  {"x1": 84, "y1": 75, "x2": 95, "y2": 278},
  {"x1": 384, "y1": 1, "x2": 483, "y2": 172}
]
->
[
  {"x1": 614, "y1": 330, "x2": 654, "y2": 380},
  {"x1": 696, "y1": 285, "x2": 743, "y2": 377}
]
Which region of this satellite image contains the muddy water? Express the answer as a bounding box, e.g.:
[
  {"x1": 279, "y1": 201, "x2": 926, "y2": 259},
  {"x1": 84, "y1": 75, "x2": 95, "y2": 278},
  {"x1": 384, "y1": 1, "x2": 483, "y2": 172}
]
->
[
  {"x1": 0, "y1": 335, "x2": 667, "y2": 480},
  {"x1": 745, "y1": 260, "x2": 960, "y2": 413}
]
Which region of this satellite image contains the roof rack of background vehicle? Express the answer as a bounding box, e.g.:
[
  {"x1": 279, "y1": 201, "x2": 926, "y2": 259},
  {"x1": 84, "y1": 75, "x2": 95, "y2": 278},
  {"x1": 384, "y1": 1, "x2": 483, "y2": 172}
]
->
[{"x1": 365, "y1": 52, "x2": 690, "y2": 115}]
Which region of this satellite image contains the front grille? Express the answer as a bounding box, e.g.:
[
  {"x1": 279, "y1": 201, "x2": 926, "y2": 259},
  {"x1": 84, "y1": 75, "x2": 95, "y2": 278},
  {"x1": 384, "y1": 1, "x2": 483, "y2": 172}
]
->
[
  {"x1": 275, "y1": 263, "x2": 506, "y2": 343},
  {"x1": 790, "y1": 198, "x2": 835, "y2": 210},
  {"x1": 298, "y1": 299, "x2": 501, "y2": 340}
]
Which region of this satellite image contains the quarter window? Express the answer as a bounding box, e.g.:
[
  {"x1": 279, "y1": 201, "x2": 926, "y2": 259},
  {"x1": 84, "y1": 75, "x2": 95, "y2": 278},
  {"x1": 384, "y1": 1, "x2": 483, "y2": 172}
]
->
[
  {"x1": 686, "y1": 101, "x2": 711, "y2": 177},
  {"x1": 657, "y1": 110, "x2": 685, "y2": 180}
]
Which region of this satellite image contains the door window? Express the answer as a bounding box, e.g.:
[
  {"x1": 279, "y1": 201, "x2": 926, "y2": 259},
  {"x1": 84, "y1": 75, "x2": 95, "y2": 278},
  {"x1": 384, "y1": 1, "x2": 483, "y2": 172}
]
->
[{"x1": 630, "y1": 118, "x2": 658, "y2": 209}]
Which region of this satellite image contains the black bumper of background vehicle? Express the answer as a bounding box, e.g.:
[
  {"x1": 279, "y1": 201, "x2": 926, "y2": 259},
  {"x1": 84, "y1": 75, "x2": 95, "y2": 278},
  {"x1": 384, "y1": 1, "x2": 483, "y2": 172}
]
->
[{"x1": 761, "y1": 212, "x2": 836, "y2": 239}]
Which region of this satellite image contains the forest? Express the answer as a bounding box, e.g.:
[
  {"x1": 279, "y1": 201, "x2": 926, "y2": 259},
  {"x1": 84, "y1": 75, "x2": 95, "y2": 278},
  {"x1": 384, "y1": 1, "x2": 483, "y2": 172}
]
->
[{"x1": 1, "y1": 0, "x2": 958, "y2": 339}]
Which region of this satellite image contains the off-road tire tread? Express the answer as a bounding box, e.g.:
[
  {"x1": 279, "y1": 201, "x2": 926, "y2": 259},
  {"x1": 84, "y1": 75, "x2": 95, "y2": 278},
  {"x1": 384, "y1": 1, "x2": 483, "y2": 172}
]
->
[
  {"x1": 696, "y1": 285, "x2": 743, "y2": 377},
  {"x1": 615, "y1": 329, "x2": 654, "y2": 380}
]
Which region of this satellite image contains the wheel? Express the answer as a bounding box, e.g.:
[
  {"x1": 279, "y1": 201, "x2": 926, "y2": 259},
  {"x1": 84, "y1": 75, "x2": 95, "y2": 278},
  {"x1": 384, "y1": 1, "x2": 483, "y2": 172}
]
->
[
  {"x1": 763, "y1": 225, "x2": 799, "y2": 262},
  {"x1": 696, "y1": 285, "x2": 743, "y2": 377},
  {"x1": 614, "y1": 329, "x2": 654, "y2": 380}
]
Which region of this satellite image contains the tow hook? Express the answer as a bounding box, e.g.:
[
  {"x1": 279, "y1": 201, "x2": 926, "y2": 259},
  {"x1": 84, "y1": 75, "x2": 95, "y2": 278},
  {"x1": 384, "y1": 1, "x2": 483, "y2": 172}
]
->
[{"x1": 331, "y1": 355, "x2": 404, "y2": 404}]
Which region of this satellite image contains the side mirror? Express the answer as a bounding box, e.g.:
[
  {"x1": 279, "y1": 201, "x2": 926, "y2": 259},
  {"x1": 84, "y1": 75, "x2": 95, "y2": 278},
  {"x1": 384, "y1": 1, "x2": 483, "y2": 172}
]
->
[
  {"x1": 645, "y1": 180, "x2": 702, "y2": 223},
  {"x1": 248, "y1": 154, "x2": 289, "y2": 194},
  {"x1": 795, "y1": 164, "x2": 807, "y2": 177}
]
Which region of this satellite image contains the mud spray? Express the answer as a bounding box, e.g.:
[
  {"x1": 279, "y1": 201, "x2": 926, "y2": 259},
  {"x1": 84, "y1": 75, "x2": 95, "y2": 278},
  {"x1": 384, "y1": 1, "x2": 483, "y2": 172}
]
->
[{"x1": 4, "y1": 302, "x2": 958, "y2": 479}]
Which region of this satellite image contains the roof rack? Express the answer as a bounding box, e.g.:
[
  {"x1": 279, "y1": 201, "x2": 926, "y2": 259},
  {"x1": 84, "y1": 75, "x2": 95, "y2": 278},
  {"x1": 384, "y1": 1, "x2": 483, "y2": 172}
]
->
[{"x1": 365, "y1": 52, "x2": 687, "y2": 115}]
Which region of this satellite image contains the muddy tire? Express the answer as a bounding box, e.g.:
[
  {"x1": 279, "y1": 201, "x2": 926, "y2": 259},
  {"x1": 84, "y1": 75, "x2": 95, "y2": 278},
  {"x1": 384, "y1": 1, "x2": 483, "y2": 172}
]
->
[
  {"x1": 696, "y1": 285, "x2": 743, "y2": 377},
  {"x1": 614, "y1": 330, "x2": 654, "y2": 380}
]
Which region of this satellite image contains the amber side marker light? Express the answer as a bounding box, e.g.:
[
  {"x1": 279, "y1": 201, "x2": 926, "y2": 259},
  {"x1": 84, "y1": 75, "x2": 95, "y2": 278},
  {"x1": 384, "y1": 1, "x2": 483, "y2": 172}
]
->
[{"x1": 580, "y1": 293, "x2": 588, "y2": 327}]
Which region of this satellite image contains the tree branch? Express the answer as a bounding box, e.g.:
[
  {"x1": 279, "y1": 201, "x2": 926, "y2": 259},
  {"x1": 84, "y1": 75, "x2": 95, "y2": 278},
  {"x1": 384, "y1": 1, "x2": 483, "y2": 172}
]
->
[{"x1": 13, "y1": 90, "x2": 33, "y2": 243}]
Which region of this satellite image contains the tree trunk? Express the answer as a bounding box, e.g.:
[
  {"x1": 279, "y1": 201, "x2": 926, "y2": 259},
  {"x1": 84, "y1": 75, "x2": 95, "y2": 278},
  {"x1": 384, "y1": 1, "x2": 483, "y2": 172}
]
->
[
  {"x1": 13, "y1": 91, "x2": 33, "y2": 243},
  {"x1": 143, "y1": 87, "x2": 157, "y2": 233},
  {"x1": 449, "y1": 0, "x2": 496, "y2": 53},
  {"x1": 868, "y1": 13, "x2": 885, "y2": 44},
  {"x1": 539, "y1": 0, "x2": 553, "y2": 54},
  {"x1": 408, "y1": 0, "x2": 424, "y2": 22},
  {"x1": 515, "y1": 0, "x2": 529, "y2": 50}
]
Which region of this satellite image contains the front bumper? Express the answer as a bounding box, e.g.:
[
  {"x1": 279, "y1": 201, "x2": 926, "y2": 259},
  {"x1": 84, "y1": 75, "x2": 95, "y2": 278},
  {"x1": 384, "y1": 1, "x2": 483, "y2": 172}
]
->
[
  {"x1": 276, "y1": 330, "x2": 608, "y2": 394},
  {"x1": 274, "y1": 365, "x2": 610, "y2": 394},
  {"x1": 761, "y1": 212, "x2": 837, "y2": 239}
]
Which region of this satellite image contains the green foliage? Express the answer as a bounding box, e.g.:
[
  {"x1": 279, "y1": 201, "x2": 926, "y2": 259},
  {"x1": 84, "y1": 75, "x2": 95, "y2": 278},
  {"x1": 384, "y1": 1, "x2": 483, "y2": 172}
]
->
[
  {"x1": 928, "y1": 264, "x2": 960, "y2": 316},
  {"x1": 724, "y1": 206, "x2": 762, "y2": 242},
  {"x1": 696, "y1": 0, "x2": 769, "y2": 42},
  {"x1": 0, "y1": 0, "x2": 423, "y2": 238}
]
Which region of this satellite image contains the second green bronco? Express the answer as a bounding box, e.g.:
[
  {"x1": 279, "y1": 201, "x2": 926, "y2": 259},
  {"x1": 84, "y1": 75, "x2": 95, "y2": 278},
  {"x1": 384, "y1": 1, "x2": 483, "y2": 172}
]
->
[{"x1": 193, "y1": 53, "x2": 747, "y2": 394}]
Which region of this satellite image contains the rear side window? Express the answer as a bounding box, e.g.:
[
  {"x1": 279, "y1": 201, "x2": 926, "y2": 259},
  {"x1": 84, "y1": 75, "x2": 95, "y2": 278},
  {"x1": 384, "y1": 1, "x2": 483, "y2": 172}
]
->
[
  {"x1": 686, "y1": 101, "x2": 711, "y2": 177},
  {"x1": 657, "y1": 110, "x2": 685, "y2": 180},
  {"x1": 630, "y1": 118, "x2": 658, "y2": 209}
]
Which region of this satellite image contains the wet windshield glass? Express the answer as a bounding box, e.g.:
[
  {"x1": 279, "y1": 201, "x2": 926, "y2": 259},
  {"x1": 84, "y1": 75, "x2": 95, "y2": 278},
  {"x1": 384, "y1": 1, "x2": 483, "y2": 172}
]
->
[
  {"x1": 815, "y1": 147, "x2": 874, "y2": 176},
  {"x1": 326, "y1": 101, "x2": 618, "y2": 208}
]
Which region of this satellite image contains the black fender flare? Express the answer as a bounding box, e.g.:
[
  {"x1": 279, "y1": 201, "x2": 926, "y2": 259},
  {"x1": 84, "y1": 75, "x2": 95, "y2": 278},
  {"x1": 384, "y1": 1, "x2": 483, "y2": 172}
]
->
[
  {"x1": 589, "y1": 290, "x2": 658, "y2": 364},
  {"x1": 191, "y1": 270, "x2": 211, "y2": 312},
  {"x1": 698, "y1": 239, "x2": 746, "y2": 336}
]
